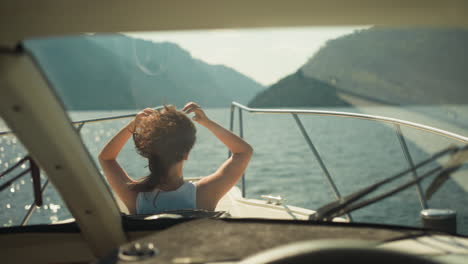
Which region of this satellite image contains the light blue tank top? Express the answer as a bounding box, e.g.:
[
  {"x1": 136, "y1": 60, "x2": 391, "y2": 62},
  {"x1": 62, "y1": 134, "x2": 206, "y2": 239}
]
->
[{"x1": 136, "y1": 181, "x2": 197, "y2": 214}]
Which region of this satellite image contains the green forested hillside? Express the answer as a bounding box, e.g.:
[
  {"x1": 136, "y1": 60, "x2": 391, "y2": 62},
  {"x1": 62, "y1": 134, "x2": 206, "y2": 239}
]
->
[
  {"x1": 25, "y1": 34, "x2": 264, "y2": 110},
  {"x1": 302, "y1": 27, "x2": 468, "y2": 105},
  {"x1": 250, "y1": 27, "x2": 468, "y2": 107},
  {"x1": 249, "y1": 70, "x2": 350, "y2": 108}
]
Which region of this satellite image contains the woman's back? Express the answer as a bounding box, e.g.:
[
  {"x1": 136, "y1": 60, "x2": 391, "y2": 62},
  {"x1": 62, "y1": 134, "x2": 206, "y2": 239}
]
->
[
  {"x1": 136, "y1": 181, "x2": 197, "y2": 214},
  {"x1": 99, "y1": 103, "x2": 252, "y2": 214}
]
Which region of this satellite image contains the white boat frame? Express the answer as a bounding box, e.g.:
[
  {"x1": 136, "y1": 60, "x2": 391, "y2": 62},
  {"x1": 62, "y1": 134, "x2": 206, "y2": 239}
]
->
[{"x1": 1, "y1": 0, "x2": 468, "y2": 263}]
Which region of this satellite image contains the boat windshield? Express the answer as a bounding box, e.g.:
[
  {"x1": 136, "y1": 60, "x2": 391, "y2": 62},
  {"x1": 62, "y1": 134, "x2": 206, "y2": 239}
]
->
[{"x1": 1, "y1": 27, "x2": 467, "y2": 234}]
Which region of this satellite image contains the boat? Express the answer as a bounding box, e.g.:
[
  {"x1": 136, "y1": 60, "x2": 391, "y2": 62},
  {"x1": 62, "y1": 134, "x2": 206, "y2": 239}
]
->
[{"x1": 1, "y1": 1, "x2": 468, "y2": 263}]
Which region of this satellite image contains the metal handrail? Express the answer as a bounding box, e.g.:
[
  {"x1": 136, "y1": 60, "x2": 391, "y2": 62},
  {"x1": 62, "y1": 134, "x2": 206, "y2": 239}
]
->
[
  {"x1": 0, "y1": 110, "x2": 157, "y2": 136},
  {"x1": 231, "y1": 102, "x2": 468, "y2": 144},
  {"x1": 2, "y1": 104, "x2": 466, "y2": 142},
  {"x1": 395, "y1": 124, "x2": 428, "y2": 209},
  {"x1": 229, "y1": 101, "x2": 468, "y2": 221},
  {"x1": 2, "y1": 103, "x2": 466, "y2": 223}
]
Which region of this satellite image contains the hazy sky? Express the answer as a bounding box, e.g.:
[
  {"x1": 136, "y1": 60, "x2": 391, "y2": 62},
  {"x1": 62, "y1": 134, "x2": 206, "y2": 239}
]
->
[{"x1": 128, "y1": 26, "x2": 366, "y2": 86}]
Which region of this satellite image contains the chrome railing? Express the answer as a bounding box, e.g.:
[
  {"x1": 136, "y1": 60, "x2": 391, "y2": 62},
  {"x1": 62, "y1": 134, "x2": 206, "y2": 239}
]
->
[
  {"x1": 2, "y1": 103, "x2": 467, "y2": 224},
  {"x1": 229, "y1": 102, "x2": 468, "y2": 220}
]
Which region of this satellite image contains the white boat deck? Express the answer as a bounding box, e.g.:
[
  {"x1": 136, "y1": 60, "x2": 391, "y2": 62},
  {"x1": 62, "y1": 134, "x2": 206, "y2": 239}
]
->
[{"x1": 210, "y1": 180, "x2": 348, "y2": 222}]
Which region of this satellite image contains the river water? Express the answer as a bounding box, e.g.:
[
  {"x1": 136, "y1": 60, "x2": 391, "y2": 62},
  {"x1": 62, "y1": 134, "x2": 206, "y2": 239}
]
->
[{"x1": 1, "y1": 106, "x2": 468, "y2": 234}]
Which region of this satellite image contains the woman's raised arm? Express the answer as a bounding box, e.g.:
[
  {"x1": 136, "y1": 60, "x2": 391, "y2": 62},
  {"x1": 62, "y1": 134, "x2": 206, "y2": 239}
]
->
[
  {"x1": 183, "y1": 102, "x2": 253, "y2": 210},
  {"x1": 98, "y1": 108, "x2": 154, "y2": 213}
]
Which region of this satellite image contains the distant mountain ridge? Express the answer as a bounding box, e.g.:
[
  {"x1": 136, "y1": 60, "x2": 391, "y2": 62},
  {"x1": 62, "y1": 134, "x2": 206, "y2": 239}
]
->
[
  {"x1": 250, "y1": 27, "x2": 468, "y2": 108},
  {"x1": 249, "y1": 70, "x2": 351, "y2": 108},
  {"x1": 25, "y1": 34, "x2": 264, "y2": 110}
]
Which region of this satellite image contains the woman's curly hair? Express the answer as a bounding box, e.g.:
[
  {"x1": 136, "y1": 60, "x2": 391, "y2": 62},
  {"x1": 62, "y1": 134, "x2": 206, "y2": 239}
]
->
[{"x1": 130, "y1": 105, "x2": 196, "y2": 192}]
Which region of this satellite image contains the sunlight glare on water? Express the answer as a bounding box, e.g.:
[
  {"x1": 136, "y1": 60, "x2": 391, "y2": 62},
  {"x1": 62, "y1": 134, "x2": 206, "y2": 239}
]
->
[{"x1": 50, "y1": 215, "x2": 59, "y2": 223}]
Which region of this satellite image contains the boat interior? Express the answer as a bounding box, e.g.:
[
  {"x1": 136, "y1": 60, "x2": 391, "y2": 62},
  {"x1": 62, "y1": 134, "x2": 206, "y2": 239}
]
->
[{"x1": 1, "y1": 1, "x2": 468, "y2": 263}]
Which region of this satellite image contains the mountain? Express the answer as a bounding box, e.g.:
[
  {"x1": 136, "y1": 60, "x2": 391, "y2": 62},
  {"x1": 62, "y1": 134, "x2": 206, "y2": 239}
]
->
[
  {"x1": 249, "y1": 70, "x2": 351, "y2": 108},
  {"x1": 250, "y1": 27, "x2": 468, "y2": 107},
  {"x1": 24, "y1": 34, "x2": 264, "y2": 110}
]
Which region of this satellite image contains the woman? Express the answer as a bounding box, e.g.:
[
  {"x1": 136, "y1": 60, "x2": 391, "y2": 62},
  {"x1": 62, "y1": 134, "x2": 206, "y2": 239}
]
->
[{"x1": 98, "y1": 102, "x2": 253, "y2": 214}]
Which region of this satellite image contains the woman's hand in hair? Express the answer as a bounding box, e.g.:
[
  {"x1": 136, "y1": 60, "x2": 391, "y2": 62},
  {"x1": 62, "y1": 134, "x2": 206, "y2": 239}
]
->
[
  {"x1": 182, "y1": 102, "x2": 210, "y2": 126},
  {"x1": 130, "y1": 108, "x2": 156, "y2": 133}
]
